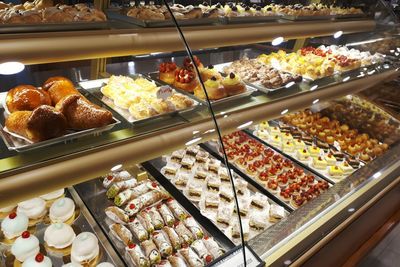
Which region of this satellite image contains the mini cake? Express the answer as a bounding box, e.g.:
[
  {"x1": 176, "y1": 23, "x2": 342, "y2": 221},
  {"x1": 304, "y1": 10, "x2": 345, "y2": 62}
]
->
[
  {"x1": 312, "y1": 157, "x2": 327, "y2": 170},
  {"x1": 282, "y1": 141, "x2": 295, "y2": 153},
  {"x1": 22, "y1": 253, "x2": 52, "y2": 267},
  {"x1": 71, "y1": 232, "x2": 99, "y2": 265},
  {"x1": 44, "y1": 223, "x2": 76, "y2": 250},
  {"x1": 1, "y1": 212, "x2": 29, "y2": 239},
  {"x1": 49, "y1": 197, "x2": 75, "y2": 224},
  {"x1": 221, "y1": 72, "x2": 246, "y2": 96},
  {"x1": 11, "y1": 231, "x2": 40, "y2": 262},
  {"x1": 324, "y1": 153, "x2": 337, "y2": 166},
  {"x1": 40, "y1": 189, "x2": 65, "y2": 201},
  {"x1": 328, "y1": 166, "x2": 344, "y2": 178},
  {"x1": 308, "y1": 146, "x2": 320, "y2": 158},
  {"x1": 296, "y1": 149, "x2": 310, "y2": 161},
  {"x1": 17, "y1": 198, "x2": 47, "y2": 220}
]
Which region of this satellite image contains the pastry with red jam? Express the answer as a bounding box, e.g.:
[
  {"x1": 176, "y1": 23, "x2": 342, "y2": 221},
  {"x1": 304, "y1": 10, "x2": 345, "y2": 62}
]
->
[{"x1": 159, "y1": 62, "x2": 177, "y2": 85}]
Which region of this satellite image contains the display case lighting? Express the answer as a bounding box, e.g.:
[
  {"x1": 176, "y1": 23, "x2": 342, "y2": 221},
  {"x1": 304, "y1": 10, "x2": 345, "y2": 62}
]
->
[
  {"x1": 0, "y1": 61, "x2": 24, "y2": 75},
  {"x1": 333, "y1": 30, "x2": 343, "y2": 39},
  {"x1": 271, "y1": 37, "x2": 284, "y2": 46}
]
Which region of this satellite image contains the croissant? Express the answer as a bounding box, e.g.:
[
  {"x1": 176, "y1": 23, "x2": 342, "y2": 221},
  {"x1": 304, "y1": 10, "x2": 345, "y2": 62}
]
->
[
  {"x1": 55, "y1": 94, "x2": 113, "y2": 130},
  {"x1": 42, "y1": 76, "x2": 81, "y2": 105},
  {"x1": 5, "y1": 105, "x2": 67, "y2": 142},
  {"x1": 6, "y1": 85, "x2": 51, "y2": 113}
]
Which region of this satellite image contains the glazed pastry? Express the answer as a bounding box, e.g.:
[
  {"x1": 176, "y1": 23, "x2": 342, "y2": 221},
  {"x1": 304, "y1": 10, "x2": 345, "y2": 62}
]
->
[
  {"x1": 105, "y1": 206, "x2": 129, "y2": 225},
  {"x1": 42, "y1": 76, "x2": 80, "y2": 105},
  {"x1": 221, "y1": 73, "x2": 246, "y2": 96},
  {"x1": 11, "y1": 231, "x2": 40, "y2": 262},
  {"x1": 141, "y1": 239, "x2": 161, "y2": 265},
  {"x1": 17, "y1": 198, "x2": 46, "y2": 220},
  {"x1": 110, "y1": 223, "x2": 132, "y2": 246},
  {"x1": 194, "y1": 76, "x2": 227, "y2": 100},
  {"x1": 55, "y1": 94, "x2": 113, "y2": 130},
  {"x1": 40, "y1": 188, "x2": 64, "y2": 201},
  {"x1": 22, "y1": 253, "x2": 52, "y2": 267},
  {"x1": 159, "y1": 62, "x2": 177, "y2": 85},
  {"x1": 6, "y1": 85, "x2": 51, "y2": 113},
  {"x1": 128, "y1": 217, "x2": 148, "y2": 242},
  {"x1": 49, "y1": 197, "x2": 75, "y2": 223},
  {"x1": 1, "y1": 212, "x2": 29, "y2": 239},
  {"x1": 71, "y1": 232, "x2": 99, "y2": 265},
  {"x1": 174, "y1": 68, "x2": 200, "y2": 93},
  {"x1": 126, "y1": 243, "x2": 150, "y2": 267},
  {"x1": 5, "y1": 105, "x2": 67, "y2": 142},
  {"x1": 152, "y1": 231, "x2": 173, "y2": 257},
  {"x1": 44, "y1": 223, "x2": 76, "y2": 249}
]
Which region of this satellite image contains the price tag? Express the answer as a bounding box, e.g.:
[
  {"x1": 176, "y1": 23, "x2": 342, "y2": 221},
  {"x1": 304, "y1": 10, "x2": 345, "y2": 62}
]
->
[{"x1": 212, "y1": 245, "x2": 264, "y2": 267}]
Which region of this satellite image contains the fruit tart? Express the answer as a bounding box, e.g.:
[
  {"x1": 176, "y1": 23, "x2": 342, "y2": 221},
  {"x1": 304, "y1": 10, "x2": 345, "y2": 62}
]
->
[
  {"x1": 159, "y1": 62, "x2": 177, "y2": 85},
  {"x1": 173, "y1": 68, "x2": 200, "y2": 93}
]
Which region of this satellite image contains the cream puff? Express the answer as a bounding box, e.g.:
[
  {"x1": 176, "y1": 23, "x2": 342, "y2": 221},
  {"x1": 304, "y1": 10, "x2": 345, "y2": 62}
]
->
[
  {"x1": 11, "y1": 231, "x2": 40, "y2": 262},
  {"x1": 1, "y1": 212, "x2": 29, "y2": 240},
  {"x1": 221, "y1": 72, "x2": 246, "y2": 96},
  {"x1": 49, "y1": 197, "x2": 75, "y2": 224},
  {"x1": 17, "y1": 198, "x2": 47, "y2": 220}
]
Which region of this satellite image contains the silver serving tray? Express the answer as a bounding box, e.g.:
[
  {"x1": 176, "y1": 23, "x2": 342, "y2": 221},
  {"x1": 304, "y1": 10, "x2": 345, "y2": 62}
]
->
[
  {"x1": 80, "y1": 74, "x2": 200, "y2": 124},
  {"x1": 148, "y1": 72, "x2": 256, "y2": 106},
  {"x1": 106, "y1": 9, "x2": 219, "y2": 28},
  {"x1": 218, "y1": 15, "x2": 282, "y2": 24},
  {"x1": 0, "y1": 187, "x2": 123, "y2": 266},
  {"x1": 0, "y1": 21, "x2": 109, "y2": 33}
]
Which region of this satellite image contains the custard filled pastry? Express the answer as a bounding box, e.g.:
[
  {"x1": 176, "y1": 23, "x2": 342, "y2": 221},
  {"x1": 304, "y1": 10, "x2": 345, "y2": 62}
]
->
[
  {"x1": 56, "y1": 94, "x2": 113, "y2": 130},
  {"x1": 5, "y1": 105, "x2": 67, "y2": 142},
  {"x1": 6, "y1": 85, "x2": 51, "y2": 113}
]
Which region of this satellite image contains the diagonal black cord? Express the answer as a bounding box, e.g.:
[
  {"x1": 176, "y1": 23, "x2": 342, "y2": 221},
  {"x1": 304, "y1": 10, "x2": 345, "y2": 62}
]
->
[{"x1": 161, "y1": 1, "x2": 248, "y2": 265}]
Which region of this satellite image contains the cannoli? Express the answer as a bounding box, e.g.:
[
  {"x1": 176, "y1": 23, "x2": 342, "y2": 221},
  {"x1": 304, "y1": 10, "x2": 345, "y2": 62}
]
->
[
  {"x1": 191, "y1": 239, "x2": 213, "y2": 264},
  {"x1": 106, "y1": 178, "x2": 138, "y2": 199},
  {"x1": 140, "y1": 210, "x2": 156, "y2": 232},
  {"x1": 114, "y1": 181, "x2": 155, "y2": 206},
  {"x1": 163, "y1": 226, "x2": 182, "y2": 251},
  {"x1": 126, "y1": 243, "x2": 151, "y2": 267},
  {"x1": 125, "y1": 189, "x2": 170, "y2": 216},
  {"x1": 183, "y1": 216, "x2": 204, "y2": 239},
  {"x1": 168, "y1": 254, "x2": 187, "y2": 267},
  {"x1": 174, "y1": 221, "x2": 194, "y2": 245},
  {"x1": 152, "y1": 231, "x2": 173, "y2": 257},
  {"x1": 141, "y1": 239, "x2": 161, "y2": 265},
  {"x1": 179, "y1": 247, "x2": 203, "y2": 267},
  {"x1": 202, "y1": 236, "x2": 224, "y2": 259},
  {"x1": 147, "y1": 207, "x2": 164, "y2": 230},
  {"x1": 167, "y1": 199, "x2": 187, "y2": 221},
  {"x1": 105, "y1": 206, "x2": 129, "y2": 225},
  {"x1": 128, "y1": 217, "x2": 149, "y2": 242},
  {"x1": 158, "y1": 203, "x2": 175, "y2": 226},
  {"x1": 109, "y1": 223, "x2": 132, "y2": 246},
  {"x1": 102, "y1": 170, "x2": 132, "y2": 188}
]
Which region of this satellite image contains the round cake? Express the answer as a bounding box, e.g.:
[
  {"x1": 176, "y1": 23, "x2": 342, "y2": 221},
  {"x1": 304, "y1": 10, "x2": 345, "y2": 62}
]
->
[
  {"x1": 44, "y1": 222, "x2": 76, "y2": 249},
  {"x1": 49, "y1": 197, "x2": 75, "y2": 223},
  {"x1": 11, "y1": 231, "x2": 40, "y2": 262},
  {"x1": 17, "y1": 198, "x2": 47, "y2": 220},
  {"x1": 71, "y1": 232, "x2": 99, "y2": 265},
  {"x1": 1, "y1": 212, "x2": 29, "y2": 239}
]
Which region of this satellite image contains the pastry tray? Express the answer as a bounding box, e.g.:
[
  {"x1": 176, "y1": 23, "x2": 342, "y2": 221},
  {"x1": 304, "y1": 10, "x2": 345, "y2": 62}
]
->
[
  {"x1": 0, "y1": 187, "x2": 123, "y2": 267},
  {"x1": 219, "y1": 15, "x2": 282, "y2": 24},
  {"x1": 106, "y1": 9, "x2": 220, "y2": 28},
  {"x1": 202, "y1": 132, "x2": 332, "y2": 211},
  {"x1": 80, "y1": 74, "x2": 200, "y2": 124},
  {"x1": 148, "y1": 72, "x2": 256, "y2": 105},
  {"x1": 144, "y1": 149, "x2": 289, "y2": 245},
  {"x1": 0, "y1": 101, "x2": 120, "y2": 152},
  {"x1": 73, "y1": 165, "x2": 235, "y2": 266},
  {"x1": 0, "y1": 21, "x2": 109, "y2": 34}
]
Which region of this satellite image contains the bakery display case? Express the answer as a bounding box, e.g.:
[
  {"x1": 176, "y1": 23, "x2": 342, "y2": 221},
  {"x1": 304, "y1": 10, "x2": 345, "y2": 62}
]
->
[{"x1": 1, "y1": 0, "x2": 400, "y2": 266}]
